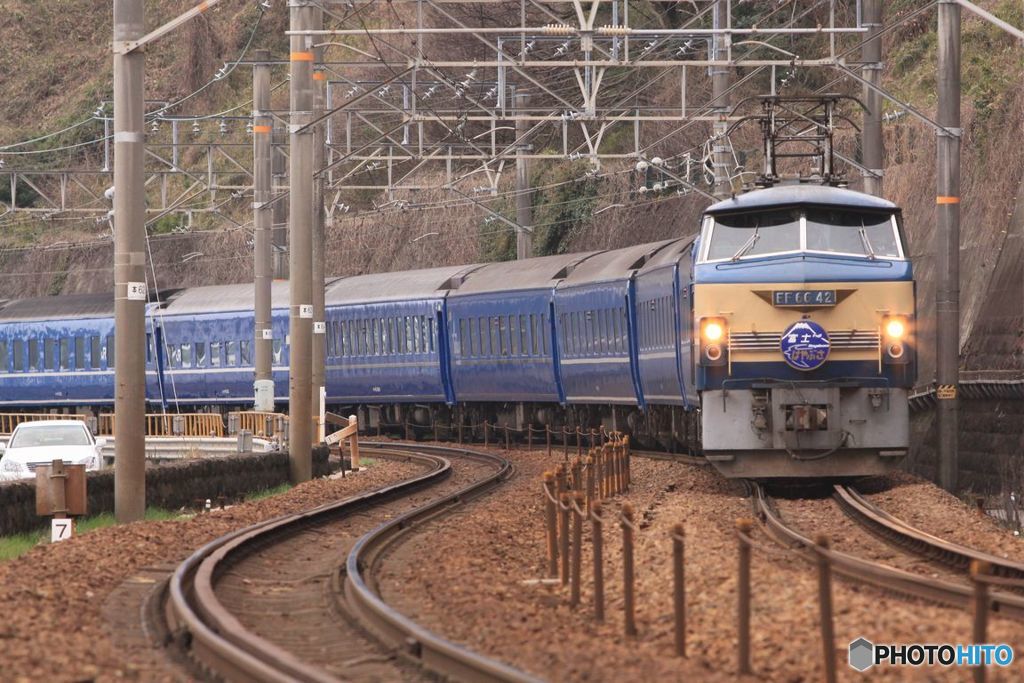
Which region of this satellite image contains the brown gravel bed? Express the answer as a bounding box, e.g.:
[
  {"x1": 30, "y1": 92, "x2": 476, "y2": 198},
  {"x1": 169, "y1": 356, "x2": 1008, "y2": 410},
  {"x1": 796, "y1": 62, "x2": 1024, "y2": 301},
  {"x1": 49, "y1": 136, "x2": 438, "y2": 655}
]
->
[
  {"x1": 773, "y1": 495, "x2": 971, "y2": 585},
  {"x1": 862, "y1": 471, "x2": 1024, "y2": 563},
  {"x1": 0, "y1": 458, "x2": 423, "y2": 682},
  {"x1": 377, "y1": 450, "x2": 1024, "y2": 682}
]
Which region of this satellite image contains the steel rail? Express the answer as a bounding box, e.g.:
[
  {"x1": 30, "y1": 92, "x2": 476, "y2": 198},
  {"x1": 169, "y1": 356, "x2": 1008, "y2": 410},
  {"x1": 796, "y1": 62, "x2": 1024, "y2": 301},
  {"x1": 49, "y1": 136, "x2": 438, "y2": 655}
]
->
[
  {"x1": 165, "y1": 448, "x2": 452, "y2": 682},
  {"x1": 750, "y1": 483, "x2": 1024, "y2": 619},
  {"x1": 345, "y1": 441, "x2": 543, "y2": 683},
  {"x1": 834, "y1": 485, "x2": 1024, "y2": 585},
  {"x1": 633, "y1": 449, "x2": 708, "y2": 467}
]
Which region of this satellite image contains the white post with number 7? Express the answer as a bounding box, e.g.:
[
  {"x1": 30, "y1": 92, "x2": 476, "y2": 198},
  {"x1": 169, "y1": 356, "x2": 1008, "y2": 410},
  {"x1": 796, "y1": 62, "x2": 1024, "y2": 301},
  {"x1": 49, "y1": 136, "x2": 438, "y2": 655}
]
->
[
  {"x1": 35, "y1": 459, "x2": 88, "y2": 543},
  {"x1": 51, "y1": 518, "x2": 74, "y2": 543}
]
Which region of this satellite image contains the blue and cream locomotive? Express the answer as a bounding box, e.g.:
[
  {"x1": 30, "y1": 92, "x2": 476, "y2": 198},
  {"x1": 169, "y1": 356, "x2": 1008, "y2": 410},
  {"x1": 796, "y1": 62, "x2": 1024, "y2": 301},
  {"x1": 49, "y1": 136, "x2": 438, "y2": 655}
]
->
[{"x1": 692, "y1": 184, "x2": 915, "y2": 477}]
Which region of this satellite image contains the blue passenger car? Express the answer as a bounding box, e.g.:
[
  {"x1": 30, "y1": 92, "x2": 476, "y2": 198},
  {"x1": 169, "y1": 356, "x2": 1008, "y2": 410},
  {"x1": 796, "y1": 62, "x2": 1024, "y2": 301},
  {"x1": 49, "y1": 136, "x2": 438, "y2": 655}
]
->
[
  {"x1": 447, "y1": 253, "x2": 597, "y2": 404},
  {"x1": 553, "y1": 240, "x2": 680, "y2": 407},
  {"x1": 154, "y1": 282, "x2": 293, "y2": 405},
  {"x1": 633, "y1": 237, "x2": 698, "y2": 408},
  {"x1": 0, "y1": 294, "x2": 119, "y2": 407},
  {"x1": 324, "y1": 265, "x2": 479, "y2": 404}
]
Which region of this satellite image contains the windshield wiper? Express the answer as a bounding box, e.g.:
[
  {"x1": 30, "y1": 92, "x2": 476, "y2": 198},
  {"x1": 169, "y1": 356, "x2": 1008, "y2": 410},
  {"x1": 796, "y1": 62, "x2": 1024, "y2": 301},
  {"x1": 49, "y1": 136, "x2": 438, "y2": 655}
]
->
[
  {"x1": 731, "y1": 226, "x2": 761, "y2": 261},
  {"x1": 858, "y1": 225, "x2": 877, "y2": 260}
]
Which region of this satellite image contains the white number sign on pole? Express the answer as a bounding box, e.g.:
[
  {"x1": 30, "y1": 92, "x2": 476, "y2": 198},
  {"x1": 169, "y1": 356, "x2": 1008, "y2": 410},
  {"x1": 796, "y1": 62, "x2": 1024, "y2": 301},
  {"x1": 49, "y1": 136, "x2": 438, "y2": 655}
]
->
[
  {"x1": 51, "y1": 518, "x2": 73, "y2": 543},
  {"x1": 126, "y1": 281, "x2": 148, "y2": 300}
]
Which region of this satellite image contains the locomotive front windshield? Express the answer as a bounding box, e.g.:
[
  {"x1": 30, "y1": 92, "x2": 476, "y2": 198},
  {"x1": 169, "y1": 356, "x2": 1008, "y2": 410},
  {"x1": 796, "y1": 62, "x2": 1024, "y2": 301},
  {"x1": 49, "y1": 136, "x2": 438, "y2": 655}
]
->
[{"x1": 701, "y1": 208, "x2": 903, "y2": 262}]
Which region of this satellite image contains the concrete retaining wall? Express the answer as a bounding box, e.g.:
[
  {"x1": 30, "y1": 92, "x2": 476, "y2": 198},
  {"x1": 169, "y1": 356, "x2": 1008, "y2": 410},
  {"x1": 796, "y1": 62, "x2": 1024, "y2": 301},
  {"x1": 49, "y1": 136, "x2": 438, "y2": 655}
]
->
[
  {"x1": 907, "y1": 401, "x2": 1024, "y2": 495},
  {"x1": 0, "y1": 447, "x2": 331, "y2": 537}
]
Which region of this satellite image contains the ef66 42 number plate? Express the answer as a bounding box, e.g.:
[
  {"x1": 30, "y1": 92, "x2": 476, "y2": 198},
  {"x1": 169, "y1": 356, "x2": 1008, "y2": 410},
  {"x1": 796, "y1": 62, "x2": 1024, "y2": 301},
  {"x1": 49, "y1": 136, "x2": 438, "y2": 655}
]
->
[{"x1": 772, "y1": 289, "x2": 836, "y2": 307}]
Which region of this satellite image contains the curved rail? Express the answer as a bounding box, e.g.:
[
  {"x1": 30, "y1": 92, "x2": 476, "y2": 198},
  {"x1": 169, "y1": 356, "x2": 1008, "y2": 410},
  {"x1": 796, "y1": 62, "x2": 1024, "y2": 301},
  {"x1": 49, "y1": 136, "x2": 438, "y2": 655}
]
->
[
  {"x1": 166, "y1": 448, "x2": 451, "y2": 682},
  {"x1": 834, "y1": 484, "x2": 1024, "y2": 585},
  {"x1": 633, "y1": 449, "x2": 708, "y2": 467},
  {"x1": 347, "y1": 442, "x2": 542, "y2": 683},
  {"x1": 750, "y1": 483, "x2": 1024, "y2": 619}
]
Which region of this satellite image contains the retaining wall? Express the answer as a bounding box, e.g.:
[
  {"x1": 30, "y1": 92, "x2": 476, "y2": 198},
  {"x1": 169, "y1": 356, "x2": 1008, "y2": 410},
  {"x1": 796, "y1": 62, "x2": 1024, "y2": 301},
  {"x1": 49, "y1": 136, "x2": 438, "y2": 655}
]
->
[
  {"x1": 0, "y1": 447, "x2": 331, "y2": 537},
  {"x1": 907, "y1": 401, "x2": 1024, "y2": 494}
]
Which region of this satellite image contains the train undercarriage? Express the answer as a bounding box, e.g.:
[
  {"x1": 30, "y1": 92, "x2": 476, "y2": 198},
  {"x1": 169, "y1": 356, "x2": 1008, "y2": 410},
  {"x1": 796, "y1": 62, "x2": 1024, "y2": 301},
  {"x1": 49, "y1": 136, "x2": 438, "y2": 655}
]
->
[{"x1": 343, "y1": 401, "x2": 702, "y2": 456}]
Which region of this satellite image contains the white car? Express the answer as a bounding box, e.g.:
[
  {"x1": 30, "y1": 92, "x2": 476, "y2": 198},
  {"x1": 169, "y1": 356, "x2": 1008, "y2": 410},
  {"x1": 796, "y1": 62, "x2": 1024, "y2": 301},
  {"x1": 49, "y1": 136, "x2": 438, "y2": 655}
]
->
[{"x1": 0, "y1": 420, "x2": 106, "y2": 481}]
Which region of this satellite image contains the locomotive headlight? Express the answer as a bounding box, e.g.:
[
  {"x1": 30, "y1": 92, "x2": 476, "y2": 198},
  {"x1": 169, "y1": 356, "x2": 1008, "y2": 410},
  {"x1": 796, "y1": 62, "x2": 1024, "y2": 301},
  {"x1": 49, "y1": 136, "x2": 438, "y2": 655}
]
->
[
  {"x1": 701, "y1": 318, "x2": 726, "y2": 342},
  {"x1": 882, "y1": 316, "x2": 911, "y2": 364},
  {"x1": 699, "y1": 317, "x2": 728, "y2": 367},
  {"x1": 884, "y1": 317, "x2": 906, "y2": 340}
]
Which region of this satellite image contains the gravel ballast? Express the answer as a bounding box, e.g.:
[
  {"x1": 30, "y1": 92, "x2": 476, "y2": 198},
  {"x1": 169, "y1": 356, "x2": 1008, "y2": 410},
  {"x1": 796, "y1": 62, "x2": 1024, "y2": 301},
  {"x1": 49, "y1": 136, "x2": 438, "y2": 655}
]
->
[
  {"x1": 0, "y1": 459, "x2": 422, "y2": 681},
  {"x1": 4, "y1": 444, "x2": 1024, "y2": 682},
  {"x1": 378, "y1": 450, "x2": 1024, "y2": 682}
]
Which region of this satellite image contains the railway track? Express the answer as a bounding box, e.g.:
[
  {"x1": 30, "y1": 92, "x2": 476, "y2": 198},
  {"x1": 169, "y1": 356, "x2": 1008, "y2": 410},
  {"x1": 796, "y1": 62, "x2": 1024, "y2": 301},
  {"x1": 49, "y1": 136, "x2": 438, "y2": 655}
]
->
[
  {"x1": 632, "y1": 448, "x2": 708, "y2": 467},
  {"x1": 163, "y1": 443, "x2": 540, "y2": 683},
  {"x1": 833, "y1": 484, "x2": 1024, "y2": 587},
  {"x1": 751, "y1": 482, "x2": 1024, "y2": 619}
]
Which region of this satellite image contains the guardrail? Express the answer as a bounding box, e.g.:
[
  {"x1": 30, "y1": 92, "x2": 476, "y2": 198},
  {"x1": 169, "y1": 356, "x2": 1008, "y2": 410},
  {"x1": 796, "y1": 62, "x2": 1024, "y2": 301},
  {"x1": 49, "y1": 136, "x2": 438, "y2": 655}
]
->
[{"x1": 97, "y1": 437, "x2": 276, "y2": 465}]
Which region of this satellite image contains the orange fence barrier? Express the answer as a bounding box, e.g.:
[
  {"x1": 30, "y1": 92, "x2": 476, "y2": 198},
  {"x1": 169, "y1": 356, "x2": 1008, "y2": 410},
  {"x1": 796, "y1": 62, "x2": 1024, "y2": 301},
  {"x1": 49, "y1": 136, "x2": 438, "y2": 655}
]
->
[
  {"x1": 228, "y1": 411, "x2": 287, "y2": 439},
  {"x1": 98, "y1": 413, "x2": 225, "y2": 437}
]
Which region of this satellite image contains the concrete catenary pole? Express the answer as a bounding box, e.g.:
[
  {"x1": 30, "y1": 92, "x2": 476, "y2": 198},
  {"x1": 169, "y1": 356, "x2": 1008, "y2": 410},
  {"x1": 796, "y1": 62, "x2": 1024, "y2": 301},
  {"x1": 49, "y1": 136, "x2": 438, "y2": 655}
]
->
[
  {"x1": 936, "y1": 0, "x2": 961, "y2": 492},
  {"x1": 861, "y1": 0, "x2": 884, "y2": 197},
  {"x1": 113, "y1": 0, "x2": 147, "y2": 523},
  {"x1": 288, "y1": 1, "x2": 316, "y2": 482},
  {"x1": 514, "y1": 93, "x2": 533, "y2": 259},
  {"x1": 311, "y1": 7, "x2": 327, "y2": 441},
  {"x1": 711, "y1": 0, "x2": 732, "y2": 198},
  {"x1": 272, "y1": 122, "x2": 289, "y2": 279},
  {"x1": 252, "y1": 49, "x2": 275, "y2": 411}
]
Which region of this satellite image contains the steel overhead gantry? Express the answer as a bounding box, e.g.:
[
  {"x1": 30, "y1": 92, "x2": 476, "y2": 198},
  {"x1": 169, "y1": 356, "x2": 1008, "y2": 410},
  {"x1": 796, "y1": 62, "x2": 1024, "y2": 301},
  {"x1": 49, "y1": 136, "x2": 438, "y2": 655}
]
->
[
  {"x1": 298, "y1": 3, "x2": 871, "y2": 198},
  {"x1": 0, "y1": 132, "x2": 261, "y2": 221}
]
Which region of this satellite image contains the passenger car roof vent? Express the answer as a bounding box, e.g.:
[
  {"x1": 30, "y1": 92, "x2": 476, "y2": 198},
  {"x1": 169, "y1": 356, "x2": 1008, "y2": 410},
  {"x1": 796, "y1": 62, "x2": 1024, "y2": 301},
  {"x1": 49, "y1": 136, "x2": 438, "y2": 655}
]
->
[{"x1": 439, "y1": 264, "x2": 487, "y2": 292}]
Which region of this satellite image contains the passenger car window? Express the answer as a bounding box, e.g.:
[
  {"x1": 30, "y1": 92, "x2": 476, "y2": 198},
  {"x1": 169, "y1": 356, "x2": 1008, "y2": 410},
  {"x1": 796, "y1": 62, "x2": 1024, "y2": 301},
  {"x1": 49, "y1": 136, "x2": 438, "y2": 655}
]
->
[
  {"x1": 240, "y1": 341, "x2": 251, "y2": 365},
  {"x1": 196, "y1": 342, "x2": 206, "y2": 367},
  {"x1": 226, "y1": 341, "x2": 238, "y2": 366},
  {"x1": 44, "y1": 339, "x2": 56, "y2": 371},
  {"x1": 210, "y1": 342, "x2": 222, "y2": 367},
  {"x1": 90, "y1": 337, "x2": 100, "y2": 369},
  {"x1": 75, "y1": 337, "x2": 85, "y2": 370},
  {"x1": 0, "y1": 340, "x2": 7, "y2": 372},
  {"x1": 13, "y1": 340, "x2": 24, "y2": 372},
  {"x1": 478, "y1": 318, "x2": 488, "y2": 356},
  {"x1": 106, "y1": 335, "x2": 115, "y2": 368},
  {"x1": 29, "y1": 339, "x2": 39, "y2": 371},
  {"x1": 519, "y1": 315, "x2": 528, "y2": 356}
]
